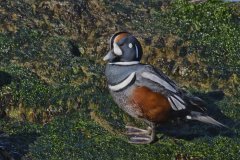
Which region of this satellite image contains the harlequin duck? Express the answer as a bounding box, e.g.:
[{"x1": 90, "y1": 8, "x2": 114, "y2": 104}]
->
[{"x1": 103, "y1": 31, "x2": 226, "y2": 144}]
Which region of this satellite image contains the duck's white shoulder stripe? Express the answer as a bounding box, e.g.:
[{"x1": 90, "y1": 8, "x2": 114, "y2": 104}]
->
[
  {"x1": 109, "y1": 72, "x2": 136, "y2": 91},
  {"x1": 141, "y1": 72, "x2": 177, "y2": 93}
]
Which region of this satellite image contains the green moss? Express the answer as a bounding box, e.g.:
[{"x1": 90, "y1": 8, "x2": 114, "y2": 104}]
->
[
  {"x1": 26, "y1": 94, "x2": 240, "y2": 160},
  {"x1": 0, "y1": 27, "x2": 108, "y2": 120},
  {"x1": 0, "y1": 119, "x2": 42, "y2": 158},
  {"x1": 26, "y1": 112, "x2": 173, "y2": 160},
  {"x1": 0, "y1": 0, "x2": 239, "y2": 159},
  {"x1": 147, "y1": 0, "x2": 240, "y2": 69}
]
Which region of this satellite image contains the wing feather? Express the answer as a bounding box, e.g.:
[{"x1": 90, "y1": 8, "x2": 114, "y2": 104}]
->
[{"x1": 140, "y1": 66, "x2": 186, "y2": 111}]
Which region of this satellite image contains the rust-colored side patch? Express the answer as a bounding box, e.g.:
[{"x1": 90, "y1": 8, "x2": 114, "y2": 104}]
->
[{"x1": 131, "y1": 86, "x2": 171, "y2": 122}]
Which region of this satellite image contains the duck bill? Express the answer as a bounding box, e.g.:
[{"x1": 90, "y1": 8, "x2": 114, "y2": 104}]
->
[{"x1": 103, "y1": 50, "x2": 115, "y2": 61}]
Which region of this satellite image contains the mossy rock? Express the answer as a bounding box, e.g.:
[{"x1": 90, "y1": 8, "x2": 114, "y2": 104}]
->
[
  {"x1": 0, "y1": 0, "x2": 240, "y2": 159},
  {"x1": 25, "y1": 93, "x2": 240, "y2": 159}
]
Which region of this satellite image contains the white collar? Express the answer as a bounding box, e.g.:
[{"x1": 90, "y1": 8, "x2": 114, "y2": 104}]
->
[{"x1": 108, "y1": 61, "x2": 140, "y2": 65}]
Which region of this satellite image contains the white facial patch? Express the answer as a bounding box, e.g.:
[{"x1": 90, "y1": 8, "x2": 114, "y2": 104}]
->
[
  {"x1": 113, "y1": 42, "x2": 122, "y2": 55},
  {"x1": 128, "y1": 43, "x2": 133, "y2": 48},
  {"x1": 108, "y1": 72, "x2": 136, "y2": 91}
]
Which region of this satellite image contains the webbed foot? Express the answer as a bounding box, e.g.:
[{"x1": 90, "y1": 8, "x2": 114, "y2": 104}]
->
[{"x1": 125, "y1": 124, "x2": 156, "y2": 144}]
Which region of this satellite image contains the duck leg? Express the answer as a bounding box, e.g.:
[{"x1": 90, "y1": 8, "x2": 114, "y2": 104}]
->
[{"x1": 125, "y1": 123, "x2": 156, "y2": 144}]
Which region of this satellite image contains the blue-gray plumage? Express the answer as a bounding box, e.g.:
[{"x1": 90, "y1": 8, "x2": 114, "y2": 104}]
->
[{"x1": 103, "y1": 32, "x2": 227, "y2": 144}]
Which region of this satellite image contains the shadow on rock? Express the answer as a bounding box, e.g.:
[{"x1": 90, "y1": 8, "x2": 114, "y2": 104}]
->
[
  {"x1": 0, "y1": 147, "x2": 14, "y2": 160},
  {"x1": 0, "y1": 71, "x2": 12, "y2": 88},
  {"x1": 0, "y1": 71, "x2": 12, "y2": 119},
  {"x1": 157, "y1": 90, "x2": 237, "y2": 141},
  {"x1": 0, "y1": 130, "x2": 40, "y2": 160}
]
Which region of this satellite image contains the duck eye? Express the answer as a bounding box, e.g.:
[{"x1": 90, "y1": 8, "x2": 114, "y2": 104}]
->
[{"x1": 128, "y1": 43, "x2": 133, "y2": 48}]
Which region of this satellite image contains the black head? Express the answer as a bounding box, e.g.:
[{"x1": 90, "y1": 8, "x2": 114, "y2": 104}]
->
[{"x1": 103, "y1": 32, "x2": 143, "y2": 63}]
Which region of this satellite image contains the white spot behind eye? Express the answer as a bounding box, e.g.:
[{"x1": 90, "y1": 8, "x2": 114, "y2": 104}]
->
[{"x1": 128, "y1": 43, "x2": 133, "y2": 48}]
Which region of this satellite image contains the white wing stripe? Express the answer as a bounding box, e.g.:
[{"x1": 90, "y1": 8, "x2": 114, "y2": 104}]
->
[
  {"x1": 109, "y1": 72, "x2": 136, "y2": 91},
  {"x1": 169, "y1": 96, "x2": 186, "y2": 110},
  {"x1": 173, "y1": 95, "x2": 185, "y2": 104},
  {"x1": 141, "y1": 72, "x2": 177, "y2": 93},
  {"x1": 168, "y1": 97, "x2": 178, "y2": 111}
]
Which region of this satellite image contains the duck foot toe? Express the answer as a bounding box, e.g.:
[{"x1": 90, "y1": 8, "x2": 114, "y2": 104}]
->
[
  {"x1": 128, "y1": 135, "x2": 153, "y2": 144},
  {"x1": 125, "y1": 125, "x2": 151, "y2": 135},
  {"x1": 125, "y1": 125, "x2": 156, "y2": 144}
]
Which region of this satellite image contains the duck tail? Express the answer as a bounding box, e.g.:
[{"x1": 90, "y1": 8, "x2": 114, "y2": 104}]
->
[{"x1": 186, "y1": 111, "x2": 228, "y2": 128}]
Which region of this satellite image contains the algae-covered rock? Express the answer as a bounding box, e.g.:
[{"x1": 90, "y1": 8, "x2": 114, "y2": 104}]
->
[{"x1": 0, "y1": 0, "x2": 239, "y2": 159}]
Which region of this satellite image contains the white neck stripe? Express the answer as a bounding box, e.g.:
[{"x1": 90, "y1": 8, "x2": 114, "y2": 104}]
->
[{"x1": 108, "y1": 61, "x2": 140, "y2": 65}]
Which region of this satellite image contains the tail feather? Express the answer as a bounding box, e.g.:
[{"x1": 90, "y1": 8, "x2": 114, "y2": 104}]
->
[
  {"x1": 184, "y1": 95, "x2": 207, "y2": 112},
  {"x1": 186, "y1": 111, "x2": 228, "y2": 128}
]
